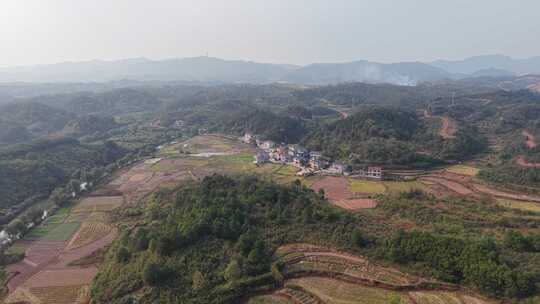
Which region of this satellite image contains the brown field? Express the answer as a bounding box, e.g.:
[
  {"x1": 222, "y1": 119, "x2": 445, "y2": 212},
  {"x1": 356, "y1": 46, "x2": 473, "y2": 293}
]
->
[
  {"x1": 420, "y1": 177, "x2": 473, "y2": 195},
  {"x1": 287, "y1": 277, "x2": 408, "y2": 304},
  {"x1": 440, "y1": 116, "x2": 457, "y2": 139},
  {"x1": 333, "y1": 199, "x2": 378, "y2": 211},
  {"x1": 247, "y1": 294, "x2": 295, "y2": 304},
  {"x1": 71, "y1": 196, "x2": 124, "y2": 213},
  {"x1": 6, "y1": 240, "x2": 67, "y2": 291},
  {"x1": 66, "y1": 222, "x2": 112, "y2": 250},
  {"x1": 260, "y1": 244, "x2": 494, "y2": 304},
  {"x1": 311, "y1": 176, "x2": 352, "y2": 202},
  {"x1": 21, "y1": 268, "x2": 98, "y2": 288},
  {"x1": 279, "y1": 245, "x2": 418, "y2": 287},
  {"x1": 472, "y1": 183, "x2": 540, "y2": 203},
  {"x1": 409, "y1": 291, "x2": 492, "y2": 304}
]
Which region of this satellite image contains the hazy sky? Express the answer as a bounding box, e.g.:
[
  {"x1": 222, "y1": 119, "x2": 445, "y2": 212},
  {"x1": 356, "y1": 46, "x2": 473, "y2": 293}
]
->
[{"x1": 1, "y1": 0, "x2": 539, "y2": 67}]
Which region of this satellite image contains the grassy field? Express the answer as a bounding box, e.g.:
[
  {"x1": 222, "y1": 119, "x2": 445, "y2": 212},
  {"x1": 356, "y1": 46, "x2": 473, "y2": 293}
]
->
[
  {"x1": 446, "y1": 165, "x2": 479, "y2": 176},
  {"x1": 497, "y1": 199, "x2": 540, "y2": 213},
  {"x1": 287, "y1": 277, "x2": 408, "y2": 304},
  {"x1": 5, "y1": 243, "x2": 28, "y2": 255},
  {"x1": 383, "y1": 181, "x2": 426, "y2": 193},
  {"x1": 26, "y1": 222, "x2": 81, "y2": 241},
  {"x1": 349, "y1": 179, "x2": 386, "y2": 194}
]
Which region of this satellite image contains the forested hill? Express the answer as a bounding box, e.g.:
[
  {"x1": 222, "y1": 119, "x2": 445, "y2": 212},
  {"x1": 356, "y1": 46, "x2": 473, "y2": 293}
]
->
[
  {"x1": 302, "y1": 107, "x2": 486, "y2": 166},
  {"x1": 219, "y1": 109, "x2": 307, "y2": 143},
  {"x1": 91, "y1": 175, "x2": 358, "y2": 303},
  {"x1": 0, "y1": 102, "x2": 73, "y2": 144},
  {"x1": 0, "y1": 138, "x2": 127, "y2": 208},
  {"x1": 91, "y1": 175, "x2": 539, "y2": 303}
]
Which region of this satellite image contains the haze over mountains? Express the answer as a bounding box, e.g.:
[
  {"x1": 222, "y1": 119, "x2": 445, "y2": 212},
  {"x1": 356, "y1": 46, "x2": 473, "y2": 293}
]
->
[{"x1": 1, "y1": 55, "x2": 540, "y2": 86}]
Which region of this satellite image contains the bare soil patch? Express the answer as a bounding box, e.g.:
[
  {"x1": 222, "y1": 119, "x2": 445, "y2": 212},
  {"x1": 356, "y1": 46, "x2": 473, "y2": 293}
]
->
[
  {"x1": 420, "y1": 177, "x2": 472, "y2": 195},
  {"x1": 311, "y1": 176, "x2": 351, "y2": 202},
  {"x1": 334, "y1": 199, "x2": 378, "y2": 211},
  {"x1": 6, "y1": 240, "x2": 67, "y2": 292},
  {"x1": 22, "y1": 268, "x2": 98, "y2": 288},
  {"x1": 472, "y1": 183, "x2": 540, "y2": 203},
  {"x1": 72, "y1": 196, "x2": 124, "y2": 213},
  {"x1": 440, "y1": 116, "x2": 457, "y2": 139}
]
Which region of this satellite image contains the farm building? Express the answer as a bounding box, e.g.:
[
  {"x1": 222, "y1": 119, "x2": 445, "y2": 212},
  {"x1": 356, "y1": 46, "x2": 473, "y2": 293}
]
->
[
  {"x1": 328, "y1": 162, "x2": 346, "y2": 174},
  {"x1": 356, "y1": 166, "x2": 384, "y2": 179},
  {"x1": 258, "y1": 140, "x2": 275, "y2": 150}
]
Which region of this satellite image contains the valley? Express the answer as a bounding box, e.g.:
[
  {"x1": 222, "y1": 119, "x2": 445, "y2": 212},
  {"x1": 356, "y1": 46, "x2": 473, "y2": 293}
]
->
[
  {"x1": 2, "y1": 133, "x2": 539, "y2": 303},
  {"x1": 0, "y1": 78, "x2": 539, "y2": 304}
]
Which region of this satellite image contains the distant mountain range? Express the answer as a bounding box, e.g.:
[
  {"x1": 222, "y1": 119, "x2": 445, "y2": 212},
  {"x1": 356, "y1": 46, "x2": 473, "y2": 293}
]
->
[{"x1": 1, "y1": 55, "x2": 539, "y2": 86}]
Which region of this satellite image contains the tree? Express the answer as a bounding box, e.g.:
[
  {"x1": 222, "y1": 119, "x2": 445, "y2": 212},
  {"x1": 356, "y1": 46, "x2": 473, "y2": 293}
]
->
[
  {"x1": 504, "y1": 230, "x2": 532, "y2": 252},
  {"x1": 351, "y1": 229, "x2": 366, "y2": 248},
  {"x1": 49, "y1": 187, "x2": 68, "y2": 206},
  {"x1": 116, "y1": 247, "x2": 131, "y2": 263}
]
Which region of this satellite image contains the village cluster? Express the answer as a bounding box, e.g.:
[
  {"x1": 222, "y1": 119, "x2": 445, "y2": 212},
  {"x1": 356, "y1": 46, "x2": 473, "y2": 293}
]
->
[{"x1": 244, "y1": 133, "x2": 384, "y2": 179}]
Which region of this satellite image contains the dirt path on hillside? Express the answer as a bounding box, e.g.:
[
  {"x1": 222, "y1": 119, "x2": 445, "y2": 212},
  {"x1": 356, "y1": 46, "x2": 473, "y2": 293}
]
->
[
  {"x1": 516, "y1": 156, "x2": 540, "y2": 169},
  {"x1": 439, "y1": 116, "x2": 457, "y2": 139},
  {"x1": 472, "y1": 183, "x2": 540, "y2": 203},
  {"x1": 523, "y1": 130, "x2": 537, "y2": 149}
]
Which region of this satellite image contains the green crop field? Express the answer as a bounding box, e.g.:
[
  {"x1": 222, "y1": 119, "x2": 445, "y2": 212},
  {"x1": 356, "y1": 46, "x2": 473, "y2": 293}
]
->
[
  {"x1": 497, "y1": 199, "x2": 540, "y2": 213},
  {"x1": 26, "y1": 222, "x2": 81, "y2": 241},
  {"x1": 383, "y1": 181, "x2": 426, "y2": 193},
  {"x1": 446, "y1": 165, "x2": 479, "y2": 176},
  {"x1": 349, "y1": 179, "x2": 386, "y2": 194}
]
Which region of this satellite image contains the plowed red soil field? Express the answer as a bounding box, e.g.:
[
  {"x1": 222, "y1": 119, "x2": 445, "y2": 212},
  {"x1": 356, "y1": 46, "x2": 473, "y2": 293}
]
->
[{"x1": 311, "y1": 176, "x2": 352, "y2": 202}]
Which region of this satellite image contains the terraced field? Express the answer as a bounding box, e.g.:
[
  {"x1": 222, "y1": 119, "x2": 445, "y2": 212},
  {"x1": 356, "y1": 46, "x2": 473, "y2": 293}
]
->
[
  {"x1": 249, "y1": 244, "x2": 493, "y2": 304},
  {"x1": 66, "y1": 222, "x2": 112, "y2": 250},
  {"x1": 286, "y1": 277, "x2": 407, "y2": 304},
  {"x1": 247, "y1": 295, "x2": 295, "y2": 304}
]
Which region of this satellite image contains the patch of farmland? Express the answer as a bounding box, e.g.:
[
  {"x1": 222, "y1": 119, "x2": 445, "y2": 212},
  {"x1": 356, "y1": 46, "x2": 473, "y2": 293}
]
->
[
  {"x1": 349, "y1": 179, "x2": 386, "y2": 194},
  {"x1": 445, "y1": 165, "x2": 479, "y2": 176},
  {"x1": 409, "y1": 291, "x2": 492, "y2": 304},
  {"x1": 25, "y1": 222, "x2": 81, "y2": 242},
  {"x1": 472, "y1": 183, "x2": 540, "y2": 203},
  {"x1": 334, "y1": 198, "x2": 378, "y2": 211},
  {"x1": 311, "y1": 176, "x2": 352, "y2": 202},
  {"x1": 279, "y1": 246, "x2": 418, "y2": 287},
  {"x1": 383, "y1": 181, "x2": 426, "y2": 193},
  {"x1": 174, "y1": 134, "x2": 251, "y2": 154},
  {"x1": 21, "y1": 268, "x2": 98, "y2": 288},
  {"x1": 6, "y1": 284, "x2": 90, "y2": 304},
  {"x1": 67, "y1": 222, "x2": 112, "y2": 250},
  {"x1": 55, "y1": 229, "x2": 118, "y2": 267},
  {"x1": 30, "y1": 285, "x2": 89, "y2": 304},
  {"x1": 286, "y1": 277, "x2": 409, "y2": 304},
  {"x1": 496, "y1": 199, "x2": 540, "y2": 213},
  {"x1": 72, "y1": 196, "x2": 124, "y2": 213},
  {"x1": 421, "y1": 177, "x2": 472, "y2": 195},
  {"x1": 247, "y1": 294, "x2": 295, "y2": 304},
  {"x1": 277, "y1": 286, "x2": 322, "y2": 304}
]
